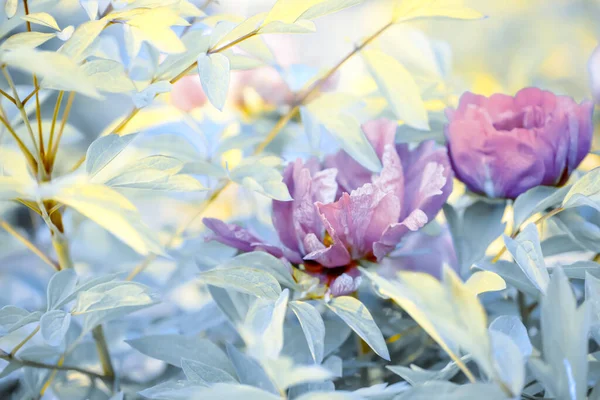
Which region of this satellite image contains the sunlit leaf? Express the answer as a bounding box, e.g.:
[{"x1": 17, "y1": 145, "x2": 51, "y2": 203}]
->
[
  {"x1": 563, "y1": 167, "x2": 600, "y2": 211},
  {"x1": 86, "y1": 133, "x2": 137, "y2": 176},
  {"x1": 363, "y1": 49, "x2": 428, "y2": 130},
  {"x1": 2, "y1": 49, "x2": 100, "y2": 98},
  {"x1": 298, "y1": 0, "x2": 362, "y2": 20},
  {"x1": 5, "y1": 0, "x2": 17, "y2": 19},
  {"x1": 226, "y1": 343, "x2": 279, "y2": 394},
  {"x1": 464, "y1": 271, "x2": 506, "y2": 295},
  {"x1": 82, "y1": 59, "x2": 136, "y2": 93},
  {"x1": 22, "y1": 12, "x2": 59, "y2": 30},
  {"x1": 392, "y1": 0, "x2": 486, "y2": 22},
  {"x1": 0, "y1": 32, "x2": 56, "y2": 50}
]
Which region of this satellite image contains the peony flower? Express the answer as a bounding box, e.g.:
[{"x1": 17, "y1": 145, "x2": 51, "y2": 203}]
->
[
  {"x1": 170, "y1": 75, "x2": 208, "y2": 112},
  {"x1": 204, "y1": 118, "x2": 453, "y2": 296},
  {"x1": 445, "y1": 87, "x2": 594, "y2": 199}
]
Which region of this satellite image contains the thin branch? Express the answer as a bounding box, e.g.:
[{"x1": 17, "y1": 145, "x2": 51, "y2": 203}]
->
[
  {"x1": 0, "y1": 113, "x2": 37, "y2": 172},
  {"x1": 126, "y1": 20, "x2": 396, "y2": 281},
  {"x1": 0, "y1": 352, "x2": 110, "y2": 384},
  {"x1": 22, "y1": 85, "x2": 40, "y2": 105},
  {"x1": 0, "y1": 220, "x2": 59, "y2": 270},
  {"x1": 0, "y1": 87, "x2": 16, "y2": 105},
  {"x1": 10, "y1": 325, "x2": 40, "y2": 356},
  {"x1": 49, "y1": 92, "x2": 75, "y2": 168},
  {"x1": 47, "y1": 91, "x2": 64, "y2": 165}
]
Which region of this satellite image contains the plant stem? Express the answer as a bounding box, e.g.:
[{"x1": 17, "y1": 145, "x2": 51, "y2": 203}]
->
[
  {"x1": 0, "y1": 113, "x2": 37, "y2": 173},
  {"x1": 9, "y1": 325, "x2": 40, "y2": 356},
  {"x1": 125, "y1": 19, "x2": 396, "y2": 281},
  {"x1": 0, "y1": 352, "x2": 110, "y2": 384},
  {"x1": 47, "y1": 91, "x2": 64, "y2": 168},
  {"x1": 1, "y1": 66, "x2": 44, "y2": 179},
  {"x1": 92, "y1": 325, "x2": 115, "y2": 378},
  {"x1": 491, "y1": 207, "x2": 564, "y2": 263},
  {"x1": 0, "y1": 87, "x2": 16, "y2": 105},
  {"x1": 49, "y1": 92, "x2": 75, "y2": 169},
  {"x1": 0, "y1": 220, "x2": 58, "y2": 270}
]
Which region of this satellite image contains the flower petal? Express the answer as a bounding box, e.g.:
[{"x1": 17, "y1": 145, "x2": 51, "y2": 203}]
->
[{"x1": 373, "y1": 209, "x2": 428, "y2": 259}]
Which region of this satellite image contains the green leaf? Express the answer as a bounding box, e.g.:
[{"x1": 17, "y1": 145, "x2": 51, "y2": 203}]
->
[
  {"x1": 82, "y1": 59, "x2": 136, "y2": 93},
  {"x1": 306, "y1": 94, "x2": 381, "y2": 172},
  {"x1": 513, "y1": 185, "x2": 569, "y2": 228},
  {"x1": 197, "y1": 52, "x2": 230, "y2": 111},
  {"x1": 40, "y1": 310, "x2": 71, "y2": 347},
  {"x1": 5, "y1": 0, "x2": 17, "y2": 19},
  {"x1": 503, "y1": 223, "x2": 549, "y2": 294},
  {"x1": 102, "y1": 155, "x2": 204, "y2": 192},
  {"x1": 263, "y1": 357, "x2": 333, "y2": 391},
  {"x1": 21, "y1": 12, "x2": 59, "y2": 30},
  {"x1": 2, "y1": 49, "x2": 100, "y2": 98},
  {"x1": 0, "y1": 306, "x2": 42, "y2": 334},
  {"x1": 395, "y1": 382, "x2": 506, "y2": 400},
  {"x1": 229, "y1": 157, "x2": 292, "y2": 201},
  {"x1": 139, "y1": 380, "x2": 205, "y2": 400},
  {"x1": 86, "y1": 133, "x2": 137, "y2": 177},
  {"x1": 58, "y1": 18, "x2": 108, "y2": 62},
  {"x1": 290, "y1": 301, "x2": 325, "y2": 364},
  {"x1": 156, "y1": 30, "x2": 210, "y2": 81},
  {"x1": 362, "y1": 48, "x2": 428, "y2": 130},
  {"x1": 124, "y1": 8, "x2": 187, "y2": 54},
  {"x1": 46, "y1": 269, "x2": 78, "y2": 311},
  {"x1": 326, "y1": 296, "x2": 390, "y2": 360},
  {"x1": 241, "y1": 290, "x2": 289, "y2": 360},
  {"x1": 393, "y1": 0, "x2": 486, "y2": 22},
  {"x1": 185, "y1": 383, "x2": 281, "y2": 400},
  {"x1": 532, "y1": 269, "x2": 589, "y2": 399},
  {"x1": 126, "y1": 334, "x2": 234, "y2": 375},
  {"x1": 218, "y1": 252, "x2": 297, "y2": 288},
  {"x1": 258, "y1": 20, "x2": 316, "y2": 34},
  {"x1": 0, "y1": 32, "x2": 56, "y2": 51},
  {"x1": 489, "y1": 316, "x2": 532, "y2": 358},
  {"x1": 49, "y1": 182, "x2": 163, "y2": 256},
  {"x1": 387, "y1": 356, "x2": 471, "y2": 385},
  {"x1": 563, "y1": 167, "x2": 600, "y2": 211},
  {"x1": 181, "y1": 160, "x2": 227, "y2": 179},
  {"x1": 199, "y1": 267, "x2": 282, "y2": 300},
  {"x1": 225, "y1": 343, "x2": 279, "y2": 395},
  {"x1": 298, "y1": 0, "x2": 362, "y2": 20},
  {"x1": 181, "y1": 358, "x2": 237, "y2": 385},
  {"x1": 488, "y1": 329, "x2": 524, "y2": 396},
  {"x1": 74, "y1": 281, "x2": 159, "y2": 332}
]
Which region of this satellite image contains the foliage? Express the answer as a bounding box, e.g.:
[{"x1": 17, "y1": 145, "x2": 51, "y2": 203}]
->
[{"x1": 0, "y1": 0, "x2": 597, "y2": 399}]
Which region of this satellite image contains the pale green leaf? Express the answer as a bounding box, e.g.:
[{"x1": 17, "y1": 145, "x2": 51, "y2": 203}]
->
[
  {"x1": 199, "y1": 267, "x2": 282, "y2": 300},
  {"x1": 5, "y1": 0, "x2": 17, "y2": 19},
  {"x1": 59, "y1": 18, "x2": 108, "y2": 62},
  {"x1": 298, "y1": 0, "x2": 362, "y2": 20},
  {"x1": 393, "y1": 0, "x2": 486, "y2": 22},
  {"x1": 225, "y1": 344, "x2": 279, "y2": 394},
  {"x1": 125, "y1": 8, "x2": 187, "y2": 54},
  {"x1": 263, "y1": 0, "x2": 328, "y2": 25},
  {"x1": 213, "y1": 13, "x2": 265, "y2": 50},
  {"x1": 156, "y1": 31, "x2": 210, "y2": 81},
  {"x1": 82, "y1": 59, "x2": 136, "y2": 93},
  {"x1": 181, "y1": 358, "x2": 237, "y2": 385},
  {"x1": 229, "y1": 157, "x2": 292, "y2": 201},
  {"x1": 185, "y1": 384, "x2": 281, "y2": 400},
  {"x1": 306, "y1": 94, "x2": 381, "y2": 172},
  {"x1": 197, "y1": 52, "x2": 230, "y2": 111},
  {"x1": 40, "y1": 310, "x2": 71, "y2": 347},
  {"x1": 263, "y1": 357, "x2": 333, "y2": 390},
  {"x1": 363, "y1": 49, "x2": 428, "y2": 130},
  {"x1": 290, "y1": 301, "x2": 325, "y2": 364},
  {"x1": 127, "y1": 334, "x2": 234, "y2": 375},
  {"x1": 563, "y1": 167, "x2": 600, "y2": 211},
  {"x1": 22, "y1": 12, "x2": 59, "y2": 30},
  {"x1": 327, "y1": 296, "x2": 389, "y2": 360},
  {"x1": 2, "y1": 49, "x2": 100, "y2": 98},
  {"x1": 86, "y1": 133, "x2": 137, "y2": 176},
  {"x1": 258, "y1": 20, "x2": 316, "y2": 34},
  {"x1": 0, "y1": 31, "x2": 55, "y2": 51},
  {"x1": 46, "y1": 269, "x2": 78, "y2": 311},
  {"x1": 503, "y1": 223, "x2": 549, "y2": 294}
]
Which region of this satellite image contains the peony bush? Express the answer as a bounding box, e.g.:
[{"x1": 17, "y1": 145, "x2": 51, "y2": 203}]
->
[{"x1": 0, "y1": 0, "x2": 599, "y2": 399}]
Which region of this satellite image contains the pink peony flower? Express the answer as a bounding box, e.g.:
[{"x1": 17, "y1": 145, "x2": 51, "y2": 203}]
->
[
  {"x1": 204, "y1": 118, "x2": 453, "y2": 296},
  {"x1": 171, "y1": 75, "x2": 208, "y2": 112},
  {"x1": 445, "y1": 87, "x2": 594, "y2": 199}
]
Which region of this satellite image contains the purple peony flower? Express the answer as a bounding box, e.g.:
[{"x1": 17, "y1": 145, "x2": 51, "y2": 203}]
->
[
  {"x1": 204, "y1": 118, "x2": 453, "y2": 296},
  {"x1": 445, "y1": 87, "x2": 594, "y2": 199}
]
